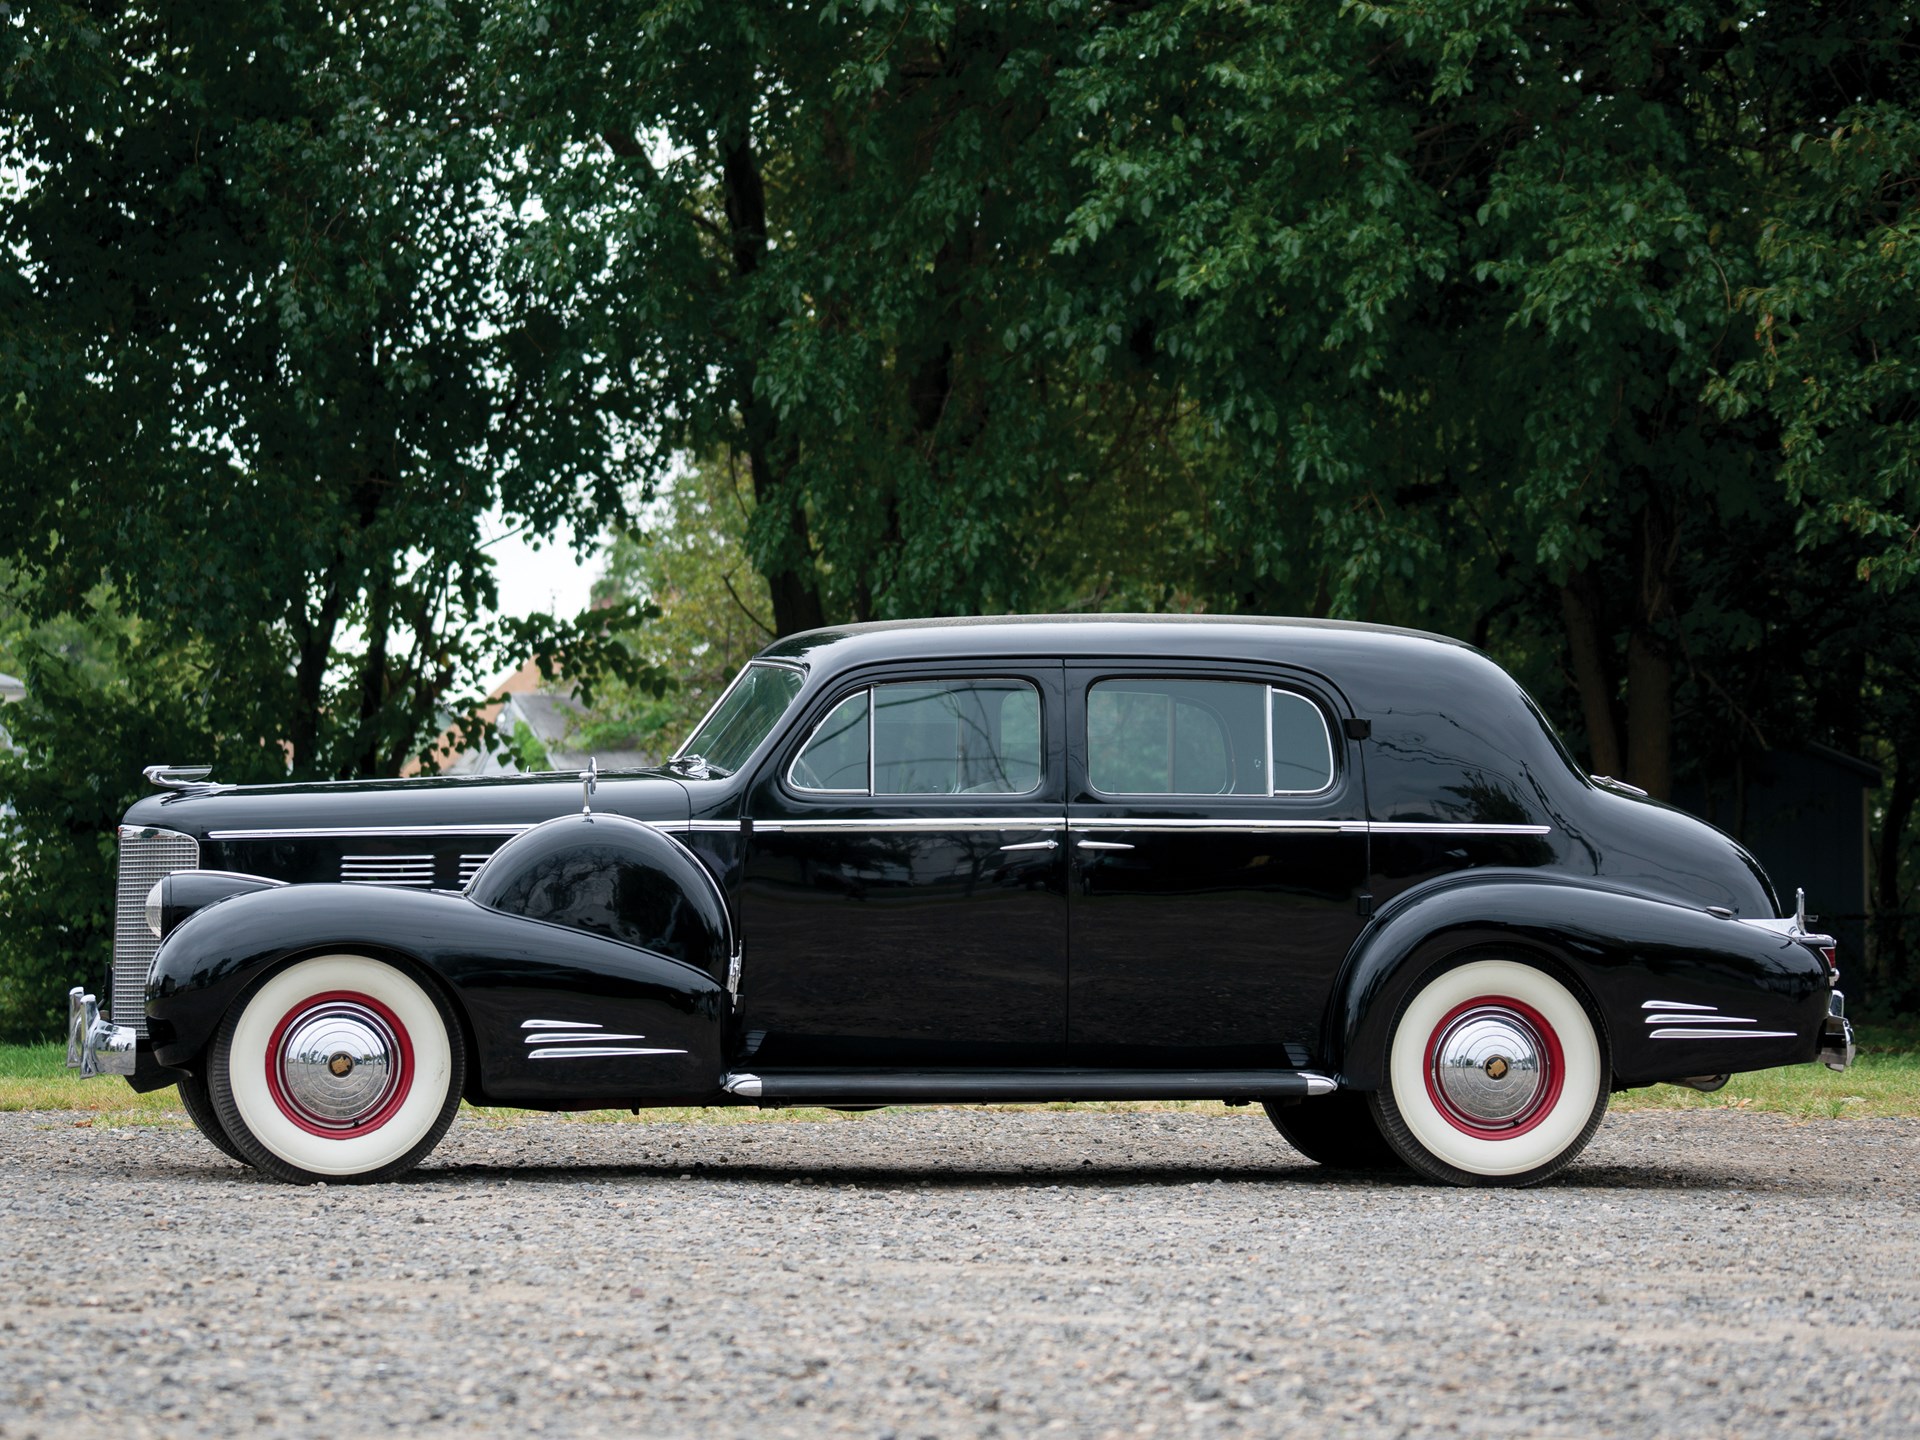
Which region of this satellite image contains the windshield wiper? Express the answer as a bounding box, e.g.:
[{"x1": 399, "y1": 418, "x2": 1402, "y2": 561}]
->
[{"x1": 671, "y1": 753, "x2": 732, "y2": 779}]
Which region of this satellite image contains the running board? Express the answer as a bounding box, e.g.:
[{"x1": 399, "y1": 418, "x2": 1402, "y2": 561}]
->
[{"x1": 720, "y1": 1068, "x2": 1337, "y2": 1105}]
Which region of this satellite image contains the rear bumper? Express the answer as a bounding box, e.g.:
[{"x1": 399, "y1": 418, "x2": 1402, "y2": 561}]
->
[
  {"x1": 1818, "y1": 989, "x2": 1854, "y2": 1073},
  {"x1": 65, "y1": 986, "x2": 136, "y2": 1078}
]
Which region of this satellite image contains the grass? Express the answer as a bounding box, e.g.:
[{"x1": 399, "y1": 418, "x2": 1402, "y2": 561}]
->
[{"x1": 5, "y1": 1027, "x2": 1915, "y2": 1128}]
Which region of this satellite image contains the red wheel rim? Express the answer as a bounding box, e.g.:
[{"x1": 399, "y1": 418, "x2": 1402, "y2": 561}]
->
[
  {"x1": 1422, "y1": 994, "x2": 1565, "y2": 1140},
  {"x1": 264, "y1": 990, "x2": 414, "y2": 1139}
]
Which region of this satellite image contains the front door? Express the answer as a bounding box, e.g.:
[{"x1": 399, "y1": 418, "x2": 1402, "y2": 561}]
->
[
  {"x1": 1065, "y1": 664, "x2": 1369, "y2": 1069},
  {"x1": 738, "y1": 664, "x2": 1068, "y2": 1068}
]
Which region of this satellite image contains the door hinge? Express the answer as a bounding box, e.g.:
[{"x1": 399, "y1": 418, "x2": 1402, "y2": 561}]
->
[
  {"x1": 1343, "y1": 717, "x2": 1372, "y2": 741},
  {"x1": 1356, "y1": 892, "x2": 1374, "y2": 919}
]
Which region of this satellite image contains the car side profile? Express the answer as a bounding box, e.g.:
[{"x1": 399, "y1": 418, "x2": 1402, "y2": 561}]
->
[{"x1": 69, "y1": 615, "x2": 1853, "y2": 1186}]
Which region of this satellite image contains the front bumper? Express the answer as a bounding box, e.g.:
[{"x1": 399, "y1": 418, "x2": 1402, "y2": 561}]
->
[
  {"x1": 66, "y1": 986, "x2": 136, "y2": 1079},
  {"x1": 1819, "y1": 989, "x2": 1855, "y2": 1073}
]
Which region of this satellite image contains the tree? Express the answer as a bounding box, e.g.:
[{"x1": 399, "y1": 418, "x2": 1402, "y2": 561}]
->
[
  {"x1": 493, "y1": 0, "x2": 1218, "y2": 633},
  {"x1": 0, "y1": 1, "x2": 651, "y2": 1036}
]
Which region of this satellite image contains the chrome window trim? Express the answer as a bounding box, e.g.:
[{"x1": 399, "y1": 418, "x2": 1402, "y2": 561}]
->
[
  {"x1": 1267, "y1": 687, "x2": 1337, "y2": 797},
  {"x1": 1083, "y1": 678, "x2": 1337, "y2": 801},
  {"x1": 786, "y1": 689, "x2": 871, "y2": 795},
  {"x1": 672, "y1": 658, "x2": 807, "y2": 762},
  {"x1": 870, "y1": 677, "x2": 1045, "y2": 799},
  {"x1": 785, "y1": 676, "x2": 1047, "y2": 800}
]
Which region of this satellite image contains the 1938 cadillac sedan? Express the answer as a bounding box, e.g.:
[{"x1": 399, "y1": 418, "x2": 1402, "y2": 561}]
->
[{"x1": 69, "y1": 616, "x2": 1854, "y2": 1187}]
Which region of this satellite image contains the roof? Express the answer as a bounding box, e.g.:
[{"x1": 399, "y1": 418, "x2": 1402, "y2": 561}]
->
[{"x1": 757, "y1": 613, "x2": 1477, "y2": 677}]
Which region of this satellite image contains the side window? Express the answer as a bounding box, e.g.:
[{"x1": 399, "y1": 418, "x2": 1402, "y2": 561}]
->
[
  {"x1": 789, "y1": 691, "x2": 869, "y2": 792},
  {"x1": 1270, "y1": 689, "x2": 1335, "y2": 793},
  {"x1": 1087, "y1": 678, "x2": 1333, "y2": 796},
  {"x1": 789, "y1": 680, "x2": 1043, "y2": 796}
]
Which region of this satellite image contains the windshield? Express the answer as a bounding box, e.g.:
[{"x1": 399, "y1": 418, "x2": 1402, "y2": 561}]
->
[{"x1": 675, "y1": 662, "x2": 805, "y2": 775}]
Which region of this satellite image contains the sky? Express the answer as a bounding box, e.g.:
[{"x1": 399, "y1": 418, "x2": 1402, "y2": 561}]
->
[
  {"x1": 477, "y1": 512, "x2": 605, "y2": 694},
  {"x1": 482, "y1": 513, "x2": 602, "y2": 620}
]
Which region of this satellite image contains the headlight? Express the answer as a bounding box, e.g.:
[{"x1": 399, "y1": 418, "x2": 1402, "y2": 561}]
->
[{"x1": 145, "y1": 879, "x2": 166, "y2": 939}]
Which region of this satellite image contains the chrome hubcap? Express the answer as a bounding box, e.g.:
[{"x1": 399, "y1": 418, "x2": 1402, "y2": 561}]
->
[
  {"x1": 277, "y1": 1002, "x2": 401, "y2": 1128},
  {"x1": 1431, "y1": 1006, "x2": 1547, "y2": 1126}
]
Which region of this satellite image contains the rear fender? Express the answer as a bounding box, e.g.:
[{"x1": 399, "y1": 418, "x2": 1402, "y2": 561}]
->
[{"x1": 1331, "y1": 873, "x2": 1831, "y2": 1088}]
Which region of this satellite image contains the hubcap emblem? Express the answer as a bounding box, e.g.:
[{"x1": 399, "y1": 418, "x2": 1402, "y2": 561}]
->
[
  {"x1": 328, "y1": 1052, "x2": 354, "y2": 1078},
  {"x1": 1484, "y1": 1055, "x2": 1510, "y2": 1080}
]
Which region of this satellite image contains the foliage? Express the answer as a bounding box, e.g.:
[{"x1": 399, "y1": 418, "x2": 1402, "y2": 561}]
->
[{"x1": 580, "y1": 453, "x2": 775, "y2": 758}]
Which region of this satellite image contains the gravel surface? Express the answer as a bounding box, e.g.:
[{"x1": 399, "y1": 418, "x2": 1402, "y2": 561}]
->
[{"x1": 3, "y1": 1105, "x2": 1917, "y2": 1439}]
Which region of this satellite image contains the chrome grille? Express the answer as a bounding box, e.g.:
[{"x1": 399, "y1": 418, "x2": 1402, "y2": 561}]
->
[
  {"x1": 113, "y1": 826, "x2": 200, "y2": 1037},
  {"x1": 341, "y1": 853, "x2": 436, "y2": 887}
]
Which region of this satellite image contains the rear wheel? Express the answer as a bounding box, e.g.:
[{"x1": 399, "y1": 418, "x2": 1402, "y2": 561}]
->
[
  {"x1": 1371, "y1": 957, "x2": 1609, "y2": 1187},
  {"x1": 176, "y1": 1069, "x2": 250, "y2": 1167},
  {"x1": 208, "y1": 953, "x2": 464, "y2": 1185},
  {"x1": 1263, "y1": 1093, "x2": 1406, "y2": 1171}
]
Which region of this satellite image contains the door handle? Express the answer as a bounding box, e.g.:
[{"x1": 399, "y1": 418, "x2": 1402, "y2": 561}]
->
[
  {"x1": 999, "y1": 839, "x2": 1059, "y2": 852},
  {"x1": 1075, "y1": 839, "x2": 1134, "y2": 851}
]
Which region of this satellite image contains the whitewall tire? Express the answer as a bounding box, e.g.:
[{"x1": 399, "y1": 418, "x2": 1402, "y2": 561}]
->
[
  {"x1": 208, "y1": 953, "x2": 464, "y2": 1184},
  {"x1": 1372, "y1": 957, "x2": 1609, "y2": 1187}
]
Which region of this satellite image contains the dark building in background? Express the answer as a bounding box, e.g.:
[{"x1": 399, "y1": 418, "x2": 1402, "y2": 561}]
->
[{"x1": 1675, "y1": 745, "x2": 1881, "y2": 995}]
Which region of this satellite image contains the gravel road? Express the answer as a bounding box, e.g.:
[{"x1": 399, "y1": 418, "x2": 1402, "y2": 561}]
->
[{"x1": 3, "y1": 1105, "x2": 1917, "y2": 1439}]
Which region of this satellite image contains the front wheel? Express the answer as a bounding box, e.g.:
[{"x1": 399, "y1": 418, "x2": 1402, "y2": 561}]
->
[
  {"x1": 177, "y1": 1069, "x2": 251, "y2": 1167},
  {"x1": 1372, "y1": 957, "x2": 1609, "y2": 1187},
  {"x1": 208, "y1": 953, "x2": 464, "y2": 1185}
]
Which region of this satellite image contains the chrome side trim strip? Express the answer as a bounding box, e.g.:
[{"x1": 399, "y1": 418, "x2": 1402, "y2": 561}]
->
[
  {"x1": 1642, "y1": 1000, "x2": 1717, "y2": 1011},
  {"x1": 754, "y1": 817, "x2": 1065, "y2": 834},
  {"x1": 523, "y1": 1032, "x2": 649, "y2": 1044},
  {"x1": 1070, "y1": 817, "x2": 1348, "y2": 833},
  {"x1": 207, "y1": 820, "x2": 712, "y2": 840},
  {"x1": 209, "y1": 824, "x2": 536, "y2": 840},
  {"x1": 1366, "y1": 821, "x2": 1553, "y2": 836},
  {"x1": 1648, "y1": 1028, "x2": 1797, "y2": 1041},
  {"x1": 522, "y1": 1018, "x2": 592, "y2": 1030},
  {"x1": 1643, "y1": 1014, "x2": 1760, "y2": 1026},
  {"x1": 527, "y1": 1046, "x2": 689, "y2": 1060}
]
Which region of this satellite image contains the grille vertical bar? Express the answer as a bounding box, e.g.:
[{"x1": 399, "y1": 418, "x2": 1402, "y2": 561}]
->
[{"x1": 112, "y1": 827, "x2": 200, "y2": 1037}]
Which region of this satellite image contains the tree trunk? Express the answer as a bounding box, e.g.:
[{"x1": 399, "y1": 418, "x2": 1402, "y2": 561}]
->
[
  {"x1": 1623, "y1": 492, "x2": 1680, "y2": 800},
  {"x1": 1871, "y1": 743, "x2": 1917, "y2": 996},
  {"x1": 1558, "y1": 577, "x2": 1622, "y2": 777},
  {"x1": 722, "y1": 133, "x2": 825, "y2": 638},
  {"x1": 1624, "y1": 627, "x2": 1674, "y2": 800},
  {"x1": 288, "y1": 574, "x2": 348, "y2": 779}
]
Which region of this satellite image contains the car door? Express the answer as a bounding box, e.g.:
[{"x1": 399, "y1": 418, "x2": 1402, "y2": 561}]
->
[
  {"x1": 736, "y1": 663, "x2": 1069, "y2": 1068},
  {"x1": 1065, "y1": 663, "x2": 1369, "y2": 1069}
]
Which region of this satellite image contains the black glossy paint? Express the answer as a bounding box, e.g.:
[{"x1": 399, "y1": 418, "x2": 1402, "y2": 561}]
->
[
  {"x1": 1063, "y1": 663, "x2": 1365, "y2": 1068},
  {"x1": 473, "y1": 814, "x2": 731, "y2": 982},
  {"x1": 145, "y1": 883, "x2": 726, "y2": 1105},
  {"x1": 735, "y1": 662, "x2": 1069, "y2": 1067},
  {"x1": 120, "y1": 614, "x2": 1835, "y2": 1109},
  {"x1": 1332, "y1": 873, "x2": 1829, "y2": 1087}
]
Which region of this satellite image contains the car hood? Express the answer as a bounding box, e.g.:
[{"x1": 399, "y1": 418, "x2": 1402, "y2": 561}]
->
[{"x1": 121, "y1": 769, "x2": 693, "y2": 841}]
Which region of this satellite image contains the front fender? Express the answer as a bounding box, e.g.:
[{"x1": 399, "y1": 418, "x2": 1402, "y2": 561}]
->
[
  {"x1": 145, "y1": 884, "x2": 727, "y2": 1105},
  {"x1": 1331, "y1": 873, "x2": 1831, "y2": 1088}
]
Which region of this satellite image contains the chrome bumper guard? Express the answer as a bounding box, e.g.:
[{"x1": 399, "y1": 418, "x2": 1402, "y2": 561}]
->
[
  {"x1": 1819, "y1": 989, "x2": 1855, "y2": 1073},
  {"x1": 66, "y1": 986, "x2": 136, "y2": 1079}
]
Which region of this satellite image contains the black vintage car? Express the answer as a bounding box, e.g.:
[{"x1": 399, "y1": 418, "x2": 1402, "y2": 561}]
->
[{"x1": 69, "y1": 616, "x2": 1853, "y2": 1186}]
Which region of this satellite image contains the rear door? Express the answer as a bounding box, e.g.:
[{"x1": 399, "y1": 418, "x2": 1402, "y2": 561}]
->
[
  {"x1": 738, "y1": 663, "x2": 1068, "y2": 1068},
  {"x1": 1065, "y1": 663, "x2": 1368, "y2": 1069}
]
